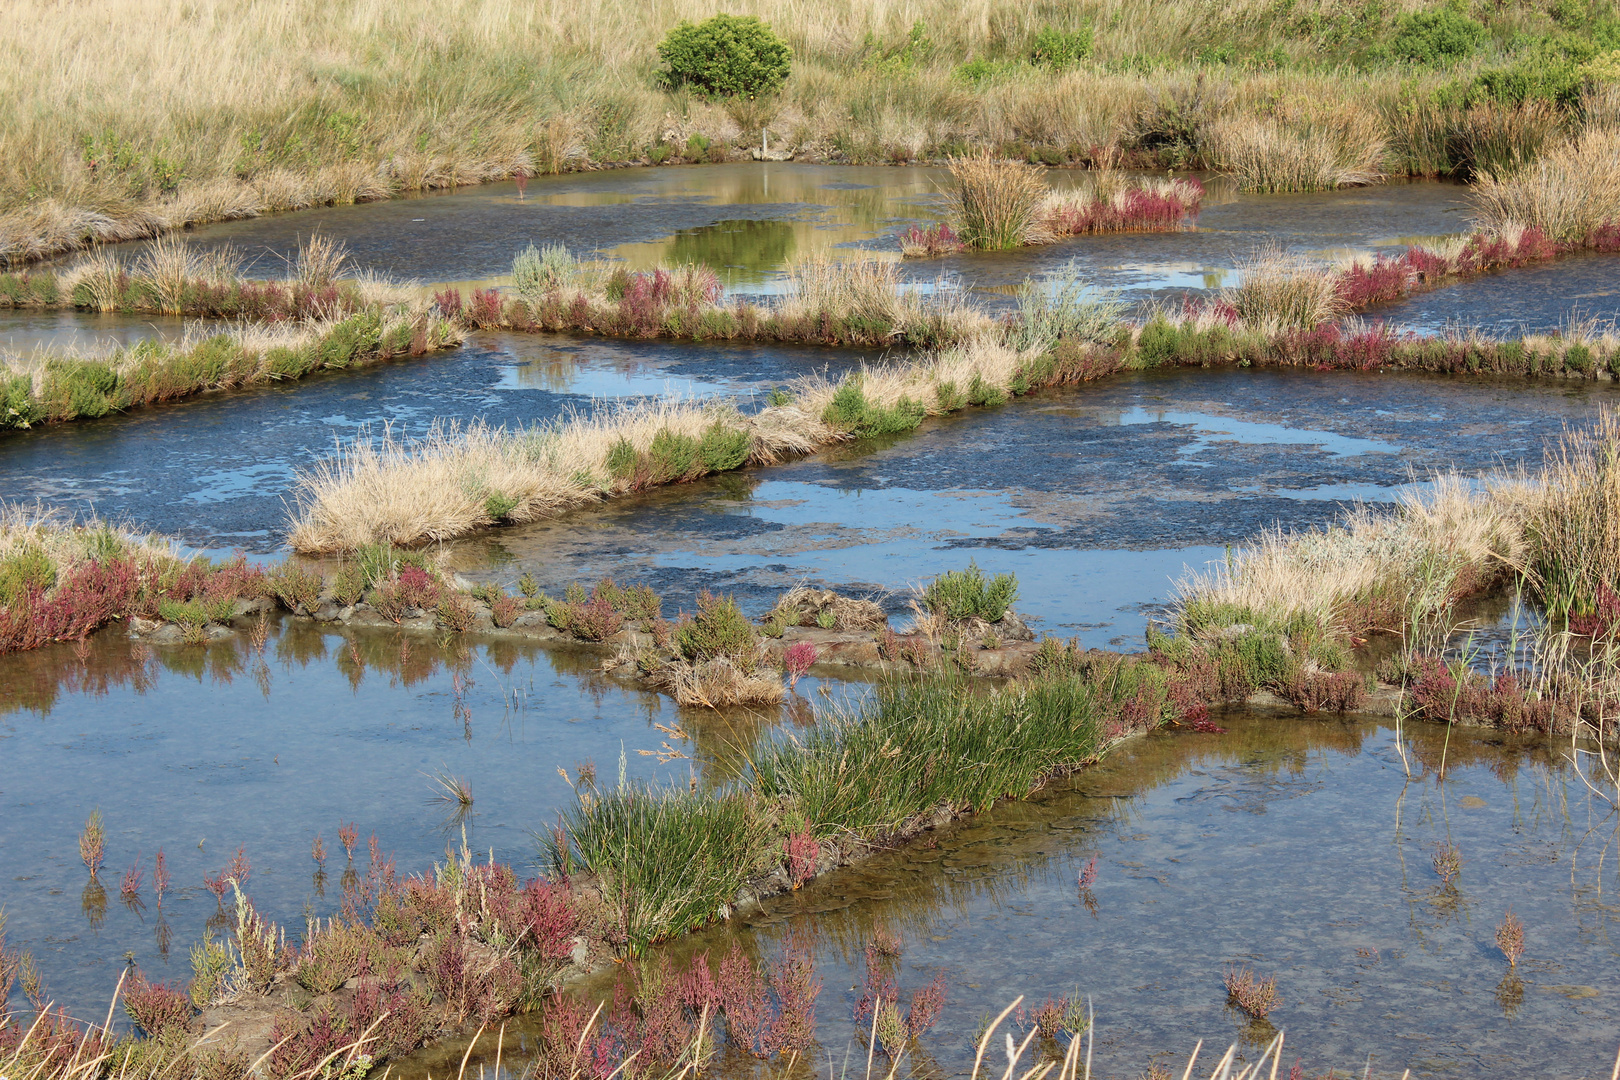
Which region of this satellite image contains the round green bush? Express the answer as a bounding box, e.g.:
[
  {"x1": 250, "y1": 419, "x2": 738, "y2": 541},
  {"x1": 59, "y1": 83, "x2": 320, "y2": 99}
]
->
[
  {"x1": 1390, "y1": 8, "x2": 1486, "y2": 65},
  {"x1": 657, "y1": 15, "x2": 792, "y2": 98}
]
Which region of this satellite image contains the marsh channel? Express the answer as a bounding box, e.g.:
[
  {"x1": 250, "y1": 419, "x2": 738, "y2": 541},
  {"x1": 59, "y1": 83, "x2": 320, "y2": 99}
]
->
[{"x1": 3, "y1": 163, "x2": 1620, "y2": 1077}]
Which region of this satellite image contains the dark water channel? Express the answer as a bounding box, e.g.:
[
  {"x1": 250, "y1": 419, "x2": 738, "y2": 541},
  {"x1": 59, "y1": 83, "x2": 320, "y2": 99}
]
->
[{"x1": 405, "y1": 709, "x2": 1620, "y2": 1080}]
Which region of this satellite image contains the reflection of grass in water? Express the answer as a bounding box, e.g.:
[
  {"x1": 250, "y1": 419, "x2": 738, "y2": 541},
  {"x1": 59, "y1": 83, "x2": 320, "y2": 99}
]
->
[{"x1": 666, "y1": 219, "x2": 798, "y2": 282}]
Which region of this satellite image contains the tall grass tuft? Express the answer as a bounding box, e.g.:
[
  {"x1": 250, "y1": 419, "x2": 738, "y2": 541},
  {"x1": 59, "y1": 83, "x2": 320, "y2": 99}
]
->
[
  {"x1": 946, "y1": 153, "x2": 1049, "y2": 250},
  {"x1": 1225, "y1": 247, "x2": 1345, "y2": 331},
  {"x1": 1007, "y1": 263, "x2": 1126, "y2": 352},
  {"x1": 749, "y1": 673, "x2": 1105, "y2": 842},
  {"x1": 1471, "y1": 128, "x2": 1620, "y2": 244},
  {"x1": 1523, "y1": 408, "x2": 1620, "y2": 626},
  {"x1": 546, "y1": 781, "x2": 774, "y2": 950},
  {"x1": 1207, "y1": 112, "x2": 1387, "y2": 193}
]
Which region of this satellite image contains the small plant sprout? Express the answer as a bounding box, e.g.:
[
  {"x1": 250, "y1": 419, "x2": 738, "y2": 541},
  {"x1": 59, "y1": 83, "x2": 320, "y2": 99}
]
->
[
  {"x1": 79, "y1": 808, "x2": 106, "y2": 878},
  {"x1": 1497, "y1": 909, "x2": 1526, "y2": 966},
  {"x1": 1432, "y1": 842, "x2": 1462, "y2": 885},
  {"x1": 120, "y1": 859, "x2": 144, "y2": 902},
  {"x1": 153, "y1": 849, "x2": 169, "y2": 906},
  {"x1": 1077, "y1": 855, "x2": 1098, "y2": 891},
  {"x1": 429, "y1": 768, "x2": 474, "y2": 807},
  {"x1": 783, "y1": 641, "x2": 816, "y2": 690},
  {"x1": 311, "y1": 833, "x2": 326, "y2": 867},
  {"x1": 784, "y1": 827, "x2": 819, "y2": 887},
  {"x1": 338, "y1": 822, "x2": 358, "y2": 861},
  {"x1": 1224, "y1": 966, "x2": 1280, "y2": 1021}
]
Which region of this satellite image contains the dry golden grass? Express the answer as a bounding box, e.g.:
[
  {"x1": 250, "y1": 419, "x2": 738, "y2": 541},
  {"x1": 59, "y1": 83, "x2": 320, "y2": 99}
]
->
[
  {"x1": 0, "y1": 503, "x2": 179, "y2": 573},
  {"x1": 287, "y1": 399, "x2": 832, "y2": 551},
  {"x1": 1177, "y1": 472, "x2": 1527, "y2": 637},
  {"x1": 946, "y1": 153, "x2": 1052, "y2": 249},
  {"x1": 0, "y1": 0, "x2": 1479, "y2": 264},
  {"x1": 1471, "y1": 128, "x2": 1620, "y2": 244},
  {"x1": 1224, "y1": 246, "x2": 1345, "y2": 331},
  {"x1": 1206, "y1": 110, "x2": 1387, "y2": 193},
  {"x1": 647, "y1": 655, "x2": 786, "y2": 707}
]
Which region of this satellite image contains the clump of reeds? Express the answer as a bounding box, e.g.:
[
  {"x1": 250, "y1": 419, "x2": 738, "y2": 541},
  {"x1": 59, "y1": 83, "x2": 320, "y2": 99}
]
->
[
  {"x1": 946, "y1": 152, "x2": 1050, "y2": 250},
  {"x1": 1472, "y1": 128, "x2": 1620, "y2": 245},
  {"x1": 1225, "y1": 246, "x2": 1345, "y2": 331},
  {"x1": 546, "y1": 781, "x2": 774, "y2": 950},
  {"x1": 1207, "y1": 111, "x2": 1387, "y2": 193}
]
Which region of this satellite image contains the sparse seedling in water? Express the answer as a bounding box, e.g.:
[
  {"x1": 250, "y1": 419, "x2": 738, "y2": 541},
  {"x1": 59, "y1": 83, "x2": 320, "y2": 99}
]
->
[
  {"x1": 153, "y1": 849, "x2": 168, "y2": 906},
  {"x1": 339, "y1": 822, "x2": 358, "y2": 860},
  {"x1": 429, "y1": 768, "x2": 474, "y2": 807},
  {"x1": 1433, "y1": 842, "x2": 1462, "y2": 885},
  {"x1": 79, "y1": 808, "x2": 105, "y2": 877},
  {"x1": 120, "y1": 859, "x2": 143, "y2": 903},
  {"x1": 1497, "y1": 909, "x2": 1525, "y2": 966}
]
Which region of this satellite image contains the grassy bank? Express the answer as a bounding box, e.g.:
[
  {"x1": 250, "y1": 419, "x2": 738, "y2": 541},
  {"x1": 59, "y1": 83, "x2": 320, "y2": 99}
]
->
[
  {"x1": 0, "y1": 506, "x2": 275, "y2": 651},
  {"x1": 1168, "y1": 409, "x2": 1620, "y2": 735},
  {"x1": 0, "y1": 661, "x2": 1180, "y2": 1079},
  {"x1": 5, "y1": 0, "x2": 1620, "y2": 264},
  {"x1": 0, "y1": 239, "x2": 462, "y2": 430},
  {"x1": 284, "y1": 318, "x2": 1127, "y2": 552}
]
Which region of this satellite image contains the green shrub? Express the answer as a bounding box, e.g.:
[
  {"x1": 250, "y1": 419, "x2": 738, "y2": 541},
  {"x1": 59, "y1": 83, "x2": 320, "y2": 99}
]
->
[
  {"x1": 44, "y1": 358, "x2": 119, "y2": 419},
  {"x1": 1391, "y1": 9, "x2": 1486, "y2": 65},
  {"x1": 0, "y1": 545, "x2": 56, "y2": 603},
  {"x1": 0, "y1": 373, "x2": 38, "y2": 428},
  {"x1": 648, "y1": 427, "x2": 699, "y2": 481},
  {"x1": 1030, "y1": 25, "x2": 1092, "y2": 67},
  {"x1": 696, "y1": 421, "x2": 750, "y2": 473},
  {"x1": 924, "y1": 561, "x2": 1018, "y2": 622},
  {"x1": 484, "y1": 491, "x2": 519, "y2": 519},
  {"x1": 657, "y1": 15, "x2": 792, "y2": 99},
  {"x1": 821, "y1": 378, "x2": 928, "y2": 437},
  {"x1": 954, "y1": 58, "x2": 1014, "y2": 86},
  {"x1": 676, "y1": 590, "x2": 757, "y2": 663},
  {"x1": 1566, "y1": 343, "x2": 1595, "y2": 373}
]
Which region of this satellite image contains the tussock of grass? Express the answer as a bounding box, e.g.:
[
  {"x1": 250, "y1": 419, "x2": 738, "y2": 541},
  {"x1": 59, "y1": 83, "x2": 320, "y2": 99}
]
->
[
  {"x1": 1471, "y1": 128, "x2": 1620, "y2": 244},
  {"x1": 946, "y1": 153, "x2": 1050, "y2": 250},
  {"x1": 1226, "y1": 246, "x2": 1346, "y2": 332},
  {"x1": 546, "y1": 782, "x2": 774, "y2": 950},
  {"x1": 1206, "y1": 110, "x2": 1387, "y2": 192}
]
